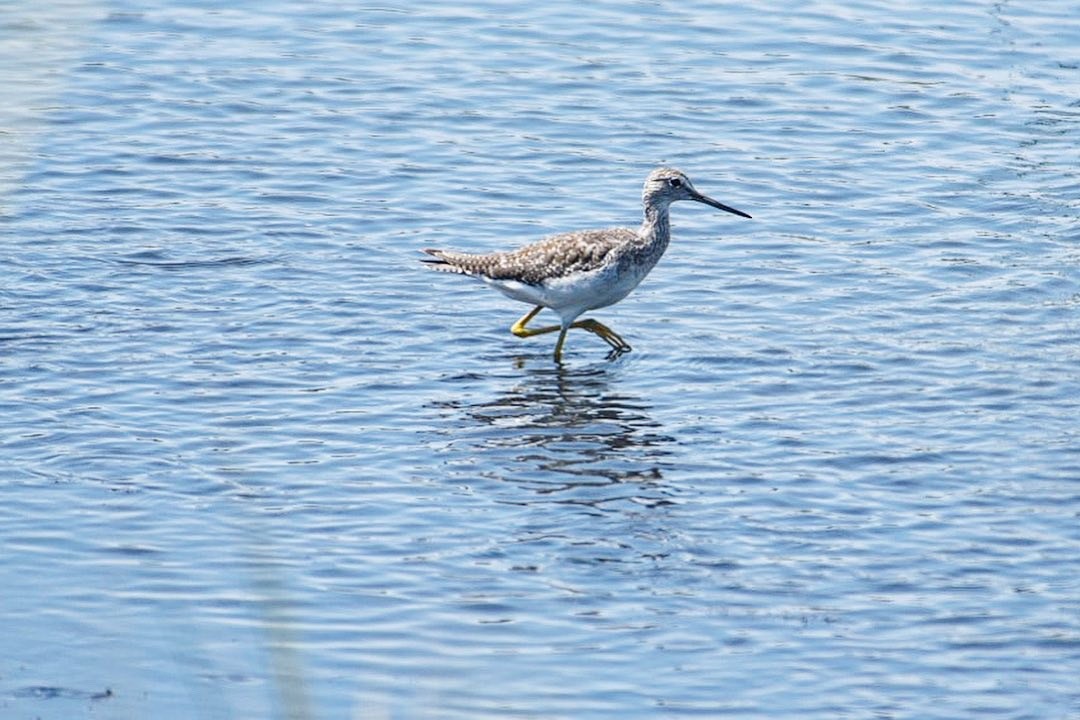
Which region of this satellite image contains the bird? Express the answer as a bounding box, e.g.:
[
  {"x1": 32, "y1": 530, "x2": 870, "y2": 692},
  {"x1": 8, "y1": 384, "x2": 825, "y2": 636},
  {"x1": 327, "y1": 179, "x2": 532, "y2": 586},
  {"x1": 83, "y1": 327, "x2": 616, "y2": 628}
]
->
[{"x1": 421, "y1": 167, "x2": 751, "y2": 363}]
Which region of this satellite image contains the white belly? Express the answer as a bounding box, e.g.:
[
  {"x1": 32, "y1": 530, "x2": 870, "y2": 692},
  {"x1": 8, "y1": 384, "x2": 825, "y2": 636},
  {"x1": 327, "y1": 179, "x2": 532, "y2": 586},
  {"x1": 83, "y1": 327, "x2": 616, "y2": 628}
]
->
[{"x1": 486, "y1": 261, "x2": 652, "y2": 324}]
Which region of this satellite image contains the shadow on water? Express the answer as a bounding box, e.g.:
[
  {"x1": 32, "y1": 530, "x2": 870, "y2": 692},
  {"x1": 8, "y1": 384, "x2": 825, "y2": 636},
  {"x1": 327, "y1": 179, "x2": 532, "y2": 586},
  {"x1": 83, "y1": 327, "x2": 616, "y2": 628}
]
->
[{"x1": 429, "y1": 357, "x2": 680, "y2": 513}]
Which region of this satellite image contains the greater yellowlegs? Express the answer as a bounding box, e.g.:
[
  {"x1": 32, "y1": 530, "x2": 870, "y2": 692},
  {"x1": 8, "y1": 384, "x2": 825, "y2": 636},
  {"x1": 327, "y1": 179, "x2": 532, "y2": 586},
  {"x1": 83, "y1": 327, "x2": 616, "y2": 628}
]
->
[{"x1": 421, "y1": 167, "x2": 750, "y2": 362}]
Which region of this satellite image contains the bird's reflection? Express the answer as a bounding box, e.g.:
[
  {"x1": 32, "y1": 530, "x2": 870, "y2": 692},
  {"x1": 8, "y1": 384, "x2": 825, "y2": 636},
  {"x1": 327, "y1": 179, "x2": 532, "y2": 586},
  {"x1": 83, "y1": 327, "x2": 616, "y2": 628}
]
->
[{"x1": 430, "y1": 357, "x2": 677, "y2": 512}]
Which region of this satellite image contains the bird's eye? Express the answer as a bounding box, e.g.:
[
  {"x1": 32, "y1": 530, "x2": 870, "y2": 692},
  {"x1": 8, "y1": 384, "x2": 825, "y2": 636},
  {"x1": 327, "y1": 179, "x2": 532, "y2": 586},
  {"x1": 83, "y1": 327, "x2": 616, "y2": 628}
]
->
[{"x1": 669, "y1": 177, "x2": 683, "y2": 188}]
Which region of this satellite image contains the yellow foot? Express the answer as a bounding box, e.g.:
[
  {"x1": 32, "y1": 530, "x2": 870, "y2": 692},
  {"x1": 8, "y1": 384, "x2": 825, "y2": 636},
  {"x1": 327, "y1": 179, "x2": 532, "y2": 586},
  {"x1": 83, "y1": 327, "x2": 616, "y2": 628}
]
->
[{"x1": 572, "y1": 318, "x2": 631, "y2": 354}]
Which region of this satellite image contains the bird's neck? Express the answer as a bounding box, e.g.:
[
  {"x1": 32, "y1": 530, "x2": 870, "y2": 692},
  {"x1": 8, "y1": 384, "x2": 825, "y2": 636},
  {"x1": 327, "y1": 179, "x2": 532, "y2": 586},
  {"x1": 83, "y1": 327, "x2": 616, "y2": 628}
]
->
[{"x1": 639, "y1": 203, "x2": 671, "y2": 251}]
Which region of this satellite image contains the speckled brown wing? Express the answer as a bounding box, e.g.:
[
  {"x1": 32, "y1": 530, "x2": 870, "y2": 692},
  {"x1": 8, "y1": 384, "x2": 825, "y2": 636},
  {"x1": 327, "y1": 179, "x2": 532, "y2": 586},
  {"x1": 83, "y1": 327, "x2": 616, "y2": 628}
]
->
[{"x1": 422, "y1": 227, "x2": 637, "y2": 286}]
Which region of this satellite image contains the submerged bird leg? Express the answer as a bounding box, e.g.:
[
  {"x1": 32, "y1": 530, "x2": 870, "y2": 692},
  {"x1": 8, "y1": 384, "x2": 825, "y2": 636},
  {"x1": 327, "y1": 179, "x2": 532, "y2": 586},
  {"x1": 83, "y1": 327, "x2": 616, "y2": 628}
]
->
[
  {"x1": 510, "y1": 305, "x2": 568, "y2": 361},
  {"x1": 553, "y1": 326, "x2": 569, "y2": 363}
]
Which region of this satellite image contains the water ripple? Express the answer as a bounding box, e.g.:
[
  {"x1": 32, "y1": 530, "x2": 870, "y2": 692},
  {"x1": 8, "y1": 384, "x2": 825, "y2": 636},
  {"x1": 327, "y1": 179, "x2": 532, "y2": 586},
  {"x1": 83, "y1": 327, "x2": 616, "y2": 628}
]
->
[{"x1": 2, "y1": 0, "x2": 1079, "y2": 718}]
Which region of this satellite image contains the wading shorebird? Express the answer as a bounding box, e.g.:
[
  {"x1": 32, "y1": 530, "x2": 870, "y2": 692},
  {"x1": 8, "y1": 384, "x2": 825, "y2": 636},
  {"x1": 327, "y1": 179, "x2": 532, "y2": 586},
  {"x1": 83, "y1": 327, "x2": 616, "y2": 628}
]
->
[{"x1": 421, "y1": 167, "x2": 750, "y2": 363}]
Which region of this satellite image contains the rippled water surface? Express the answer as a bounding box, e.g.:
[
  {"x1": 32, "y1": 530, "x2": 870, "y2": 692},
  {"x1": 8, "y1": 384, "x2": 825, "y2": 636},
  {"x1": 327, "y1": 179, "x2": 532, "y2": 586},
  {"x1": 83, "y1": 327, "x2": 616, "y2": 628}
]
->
[{"x1": 2, "y1": 1, "x2": 1078, "y2": 718}]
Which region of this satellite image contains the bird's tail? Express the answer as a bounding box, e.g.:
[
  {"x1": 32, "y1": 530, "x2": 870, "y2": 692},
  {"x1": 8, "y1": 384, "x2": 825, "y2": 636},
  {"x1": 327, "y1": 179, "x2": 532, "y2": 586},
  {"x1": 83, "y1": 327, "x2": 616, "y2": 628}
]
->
[{"x1": 420, "y1": 248, "x2": 473, "y2": 276}]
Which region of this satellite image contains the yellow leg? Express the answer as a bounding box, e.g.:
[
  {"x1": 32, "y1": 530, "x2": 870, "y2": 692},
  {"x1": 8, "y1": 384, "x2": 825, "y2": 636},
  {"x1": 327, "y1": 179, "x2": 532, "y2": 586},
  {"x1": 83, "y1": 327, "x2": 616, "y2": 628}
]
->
[
  {"x1": 511, "y1": 306, "x2": 559, "y2": 338},
  {"x1": 510, "y1": 306, "x2": 569, "y2": 362},
  {"x1": 509, "y1": 306, "x2": 631, "y2": 360}
]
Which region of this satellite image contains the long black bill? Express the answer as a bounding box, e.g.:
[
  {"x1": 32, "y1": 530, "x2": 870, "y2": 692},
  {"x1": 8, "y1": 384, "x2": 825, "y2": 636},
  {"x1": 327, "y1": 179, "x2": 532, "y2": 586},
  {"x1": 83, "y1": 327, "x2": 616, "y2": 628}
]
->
[{"x1": 691, "y1": 190, "x2": 752, "y2": 219}]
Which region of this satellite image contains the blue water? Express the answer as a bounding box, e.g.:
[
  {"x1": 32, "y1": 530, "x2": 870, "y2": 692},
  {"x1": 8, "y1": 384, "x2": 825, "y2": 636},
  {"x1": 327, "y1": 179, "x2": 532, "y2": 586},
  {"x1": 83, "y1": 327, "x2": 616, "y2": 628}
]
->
[{"x1": 2, "y1": 1, "x2": 1079, "y2": 718}]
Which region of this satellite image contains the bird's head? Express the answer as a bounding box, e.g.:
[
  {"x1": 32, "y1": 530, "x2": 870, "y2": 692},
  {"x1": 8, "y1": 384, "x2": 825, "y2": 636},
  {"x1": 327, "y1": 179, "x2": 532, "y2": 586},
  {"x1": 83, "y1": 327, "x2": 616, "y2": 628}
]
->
[{"x1": 643, "y1": 167, "x2": 751, "y2": 218}]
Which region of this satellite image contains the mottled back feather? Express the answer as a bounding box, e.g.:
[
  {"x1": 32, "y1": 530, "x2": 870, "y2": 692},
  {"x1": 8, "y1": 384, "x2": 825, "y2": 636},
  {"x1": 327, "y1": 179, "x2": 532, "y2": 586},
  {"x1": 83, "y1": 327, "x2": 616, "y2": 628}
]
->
[{"x1": 423, "y1": 227, "x2": 638, "y2": 286}]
